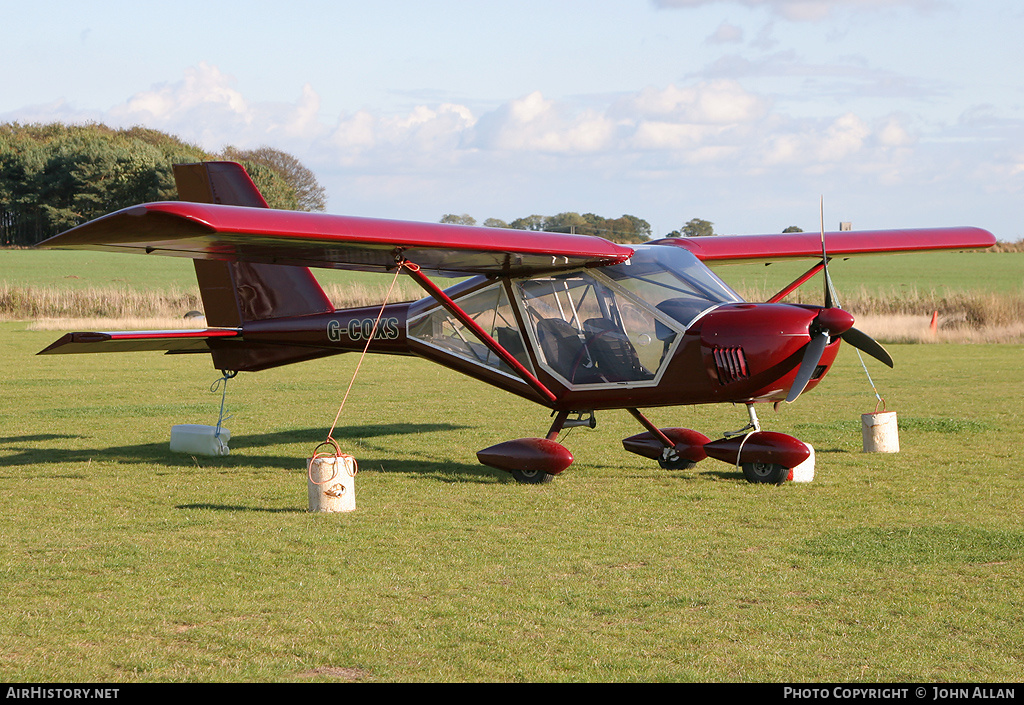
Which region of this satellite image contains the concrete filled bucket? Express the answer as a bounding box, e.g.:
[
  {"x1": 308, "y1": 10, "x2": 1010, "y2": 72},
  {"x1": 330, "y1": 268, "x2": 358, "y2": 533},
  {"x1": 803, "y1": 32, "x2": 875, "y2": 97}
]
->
[{"x1": 861, "y1": 402, "x2": 899, "y2": 453}]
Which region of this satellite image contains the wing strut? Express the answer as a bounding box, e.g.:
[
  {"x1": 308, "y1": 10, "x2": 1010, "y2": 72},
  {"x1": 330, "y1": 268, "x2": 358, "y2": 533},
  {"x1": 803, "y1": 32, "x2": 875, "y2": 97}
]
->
[
  {"x1": 400, "y1": 259, "x2": 558, "y2": 404},
  {"x1": 766, "y1": 261, "x2": 826, "y2": 304}
]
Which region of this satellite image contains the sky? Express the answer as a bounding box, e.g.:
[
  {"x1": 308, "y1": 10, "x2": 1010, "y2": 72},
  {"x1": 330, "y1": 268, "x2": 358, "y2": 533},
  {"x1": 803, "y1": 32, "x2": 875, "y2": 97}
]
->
[{"x1": 2, "y1": 0, "x2": 1023, "y2": 240}]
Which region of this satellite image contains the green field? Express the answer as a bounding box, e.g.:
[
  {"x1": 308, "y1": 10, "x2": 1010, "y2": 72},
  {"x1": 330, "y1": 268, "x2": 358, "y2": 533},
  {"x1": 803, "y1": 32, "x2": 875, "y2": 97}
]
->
[
  {"x1": 1, "y1": 248, "x2": 1022, "y2": 682},
  {"x1": 721, "y1": 249, "x2": 1024, "y2": 299},
  {"x1": 3, "y1": 246, "x2": 1022, "y2": 297},
  {"x1": 0, "y1": 248, "x2": 417, "y2": 295}
]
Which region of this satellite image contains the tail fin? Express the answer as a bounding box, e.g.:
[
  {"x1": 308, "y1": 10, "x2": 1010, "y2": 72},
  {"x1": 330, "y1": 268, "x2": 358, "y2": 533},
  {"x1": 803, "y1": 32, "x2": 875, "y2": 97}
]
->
[{"x1": 174, "y1": 162, "x2": 334, "y2": 327}]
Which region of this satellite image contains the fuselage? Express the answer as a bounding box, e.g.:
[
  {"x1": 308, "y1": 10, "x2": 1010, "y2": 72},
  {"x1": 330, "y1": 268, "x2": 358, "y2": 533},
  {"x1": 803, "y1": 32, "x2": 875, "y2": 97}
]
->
[{"x1": 229, "y1": 241, "x2": 841, "y2": 410}]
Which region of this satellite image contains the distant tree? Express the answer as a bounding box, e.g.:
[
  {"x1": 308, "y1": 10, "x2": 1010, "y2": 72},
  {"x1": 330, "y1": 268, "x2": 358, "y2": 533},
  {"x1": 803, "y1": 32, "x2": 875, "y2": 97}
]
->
[
  {"x1": 681, "y1": 218, "x2": 715, "y2": 238},
  {"x1": 542, "y1": 212, "x2": 588, "y2": 234},
  {"x1": 0, "y1": 122, "x2": 209, "y2": 245},
  {"x1": 499, "y1": 211, "x2": 650, "y2": 243},
  {"x1": 220, "y1": 145, "x2": 326, "y2": 211},
  {"x1": 607, "y1": 214, "x2": 651, "y2": 243},
  {"x1": 239, "y1": 162, "x2": 301, "y2": 210},
  {"x1": 483, "y1": 217, "x2": 510, "y2": 228},
  {"x1": 783, "y1": 225, "x2": 803, "y2": 233},
  {"x1": 509, "y1": 215, "x2": 546, "y2": 231},
  {"x1": 0, "y1": 122, "x2": 320, "y2": 245},
  {"x1": 439, "y1": 213, "x2": 477, "y2": 226}
]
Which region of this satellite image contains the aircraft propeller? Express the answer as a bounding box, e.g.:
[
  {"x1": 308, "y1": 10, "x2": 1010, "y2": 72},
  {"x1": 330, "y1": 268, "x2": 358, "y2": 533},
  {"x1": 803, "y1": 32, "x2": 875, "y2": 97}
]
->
[{"x1": 786, "y1": 201, "x2": 893, "y2": 403}]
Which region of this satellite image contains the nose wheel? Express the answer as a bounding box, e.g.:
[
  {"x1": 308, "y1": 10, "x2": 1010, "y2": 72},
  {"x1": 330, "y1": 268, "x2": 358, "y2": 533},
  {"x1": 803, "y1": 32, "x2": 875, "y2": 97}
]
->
[
  {"x1": 509, "y1": 467, "x2": 554, "y2": 484},
  {"x1": 741, "y1": 462, "x2": 788, "y2": 485}
]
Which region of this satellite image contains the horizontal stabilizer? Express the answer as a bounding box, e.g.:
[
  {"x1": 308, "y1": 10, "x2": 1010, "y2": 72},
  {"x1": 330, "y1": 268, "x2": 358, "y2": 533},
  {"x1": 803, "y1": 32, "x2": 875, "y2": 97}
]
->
[{"x1": 38, "y1": 328, "x2": 241, "y2": 355}]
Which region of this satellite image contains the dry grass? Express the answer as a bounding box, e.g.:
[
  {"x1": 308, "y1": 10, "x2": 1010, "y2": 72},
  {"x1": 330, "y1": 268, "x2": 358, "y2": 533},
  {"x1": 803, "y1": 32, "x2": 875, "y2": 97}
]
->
[
  {"x1": 8, "y1": 279, "x2": 1024, "y2": 343},
  {"x1": 0, "y1": 283, "x2": 203, "y2": 321},
  {"x1": 27, "y1": 316, "x2": 205, "y2": 331},
  {"x1": 1, "y1": 280, "x2": 421, "y2": 325},
  {"x1": 855, "y1": 314, "x2": 1024, "y2": 344},
  {"x1": 989, "y1": 238, "x2": 1024, "y2": 253},
  {"x1": 736, "y1": 284, "x2": 1024, "y2": 344},
  {"x1": 321, "y1": 281, "x2": 420, "y2": 309}
]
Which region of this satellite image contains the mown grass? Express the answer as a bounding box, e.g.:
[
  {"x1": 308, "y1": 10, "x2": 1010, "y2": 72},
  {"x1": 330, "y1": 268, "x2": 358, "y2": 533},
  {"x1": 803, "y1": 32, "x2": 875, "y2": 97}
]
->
[
  {"x1": 2, "y1": 319, "x2": 1022, "y2": 682},
  {"x1": 2, "y1": 246, "x2": 1022, "y2": 682}
]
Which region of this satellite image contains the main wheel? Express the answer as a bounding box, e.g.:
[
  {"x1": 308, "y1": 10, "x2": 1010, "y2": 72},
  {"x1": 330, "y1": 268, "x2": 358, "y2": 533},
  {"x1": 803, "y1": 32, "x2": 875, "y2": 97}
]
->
[
  {"x1": 741, "y1": 462, "x2": 789, "y2": 485},
  {"x1": 509, "y1": 468, "x2": 554, "y2": 484},
  {"x1": 658, "y1": 451, "x2": 697, "y2": 471}
]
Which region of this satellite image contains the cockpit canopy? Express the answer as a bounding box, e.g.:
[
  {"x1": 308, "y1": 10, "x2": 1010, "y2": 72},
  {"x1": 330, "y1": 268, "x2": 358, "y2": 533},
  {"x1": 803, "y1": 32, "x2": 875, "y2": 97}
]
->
[{"x1": 409, "y1": 243, "x2": 744, "y2": 390}]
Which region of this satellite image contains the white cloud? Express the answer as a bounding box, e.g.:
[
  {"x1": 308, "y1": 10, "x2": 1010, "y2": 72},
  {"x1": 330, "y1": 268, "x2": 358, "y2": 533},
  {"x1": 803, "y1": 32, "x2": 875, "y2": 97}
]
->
[
  {"x1": 876, "y1": 115, "x2": 915, "y2": 148},
  {"x1": 707, "y1": 22, "x2": 745, "y2": 44},
  {"x1": 467, "y1": 91, "x2": 616, "y2": 153},
  {"x1": 5, "y1": 58, "x2": 1018, "y2": 236},
  {"x1": 612, "y1": 81, "x2": 771, "y2": 138},
  {"x1": 3, "y1": 64, "x2": 941, "y2": 184},
  {"x1": 109, "y1": 63, "x2": 250, "y2": 133}
]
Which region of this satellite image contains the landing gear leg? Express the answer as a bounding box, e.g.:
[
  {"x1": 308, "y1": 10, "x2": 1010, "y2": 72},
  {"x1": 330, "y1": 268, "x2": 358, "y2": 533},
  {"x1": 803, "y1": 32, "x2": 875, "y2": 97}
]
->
[
  {"x1": 546, "y1": 410, "x2": 568, "y2": 441},
  {"x1": 724, "y1": 403, "x2": 761, "y2": 438},
  {"x1": 720, "y1": 404, "x2": 793, "y2": 484}
]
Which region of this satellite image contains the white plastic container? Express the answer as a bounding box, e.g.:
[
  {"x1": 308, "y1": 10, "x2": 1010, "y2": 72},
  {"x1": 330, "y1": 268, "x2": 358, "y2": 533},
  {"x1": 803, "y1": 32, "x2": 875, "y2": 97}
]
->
[{"x1": 170, "y1": 424, "x2": 230, "y2": 457}]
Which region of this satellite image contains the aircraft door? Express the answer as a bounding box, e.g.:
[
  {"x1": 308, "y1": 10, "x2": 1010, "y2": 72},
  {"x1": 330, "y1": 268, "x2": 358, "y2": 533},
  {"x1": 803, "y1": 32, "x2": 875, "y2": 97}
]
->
[{"x1": 515, "y1": 272, "x2": 677, "y2": 388}]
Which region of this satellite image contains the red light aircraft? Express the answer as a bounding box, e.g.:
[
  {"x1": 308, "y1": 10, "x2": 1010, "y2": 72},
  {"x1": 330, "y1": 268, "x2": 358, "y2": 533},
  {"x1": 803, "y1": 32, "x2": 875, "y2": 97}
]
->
[{"x1": 38, "y1": 162, "x2": 995, "y2": 484}]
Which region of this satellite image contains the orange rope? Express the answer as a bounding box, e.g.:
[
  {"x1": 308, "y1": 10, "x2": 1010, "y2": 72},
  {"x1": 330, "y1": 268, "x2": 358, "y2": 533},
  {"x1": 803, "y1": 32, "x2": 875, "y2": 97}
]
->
[
  {"x1": 313, "y1": 262, "x2": 409, "y2": 471},
  {"x1": 308, "y1": 438, "x2": 356, "y2": 485}
]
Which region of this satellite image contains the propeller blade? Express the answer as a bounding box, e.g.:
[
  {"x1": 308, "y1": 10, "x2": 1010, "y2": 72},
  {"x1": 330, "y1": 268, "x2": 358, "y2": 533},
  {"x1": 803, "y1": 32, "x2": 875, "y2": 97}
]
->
[
  {"x1": 820, "y1": 197, "x2": 834, "y2": 309},
  {"x1": 840, "y1": 327, "x2": 895, "y2": 368},
  {"x1": 786, "y1": 330, "x2": 829, "y2": 403}
]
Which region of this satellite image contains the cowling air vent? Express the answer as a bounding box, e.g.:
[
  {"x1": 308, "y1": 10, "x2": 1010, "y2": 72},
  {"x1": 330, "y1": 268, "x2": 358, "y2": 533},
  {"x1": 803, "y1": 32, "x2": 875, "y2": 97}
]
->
[{"x1": 713, "y1": 346, "x2": 749, "y2": 385}]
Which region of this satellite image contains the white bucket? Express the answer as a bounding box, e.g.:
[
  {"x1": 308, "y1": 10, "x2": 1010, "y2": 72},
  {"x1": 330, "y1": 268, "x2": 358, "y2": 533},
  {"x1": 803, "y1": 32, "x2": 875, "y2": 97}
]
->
[
  {"x1": 862, "y1": 411, "x2": 899, "y2": 453},
  {"x1": 170, "y1": 424, "x2": 230, "y2": 456},
  {"x1": 307, "y1": 455, "x2": 357, "y2": 513}
]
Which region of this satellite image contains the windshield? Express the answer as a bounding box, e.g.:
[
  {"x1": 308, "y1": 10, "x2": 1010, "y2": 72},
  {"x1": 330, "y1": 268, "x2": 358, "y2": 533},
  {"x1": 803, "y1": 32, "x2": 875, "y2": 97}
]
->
[{"x1": 598, "y1": 243, "x2": 744, "y2": 330}]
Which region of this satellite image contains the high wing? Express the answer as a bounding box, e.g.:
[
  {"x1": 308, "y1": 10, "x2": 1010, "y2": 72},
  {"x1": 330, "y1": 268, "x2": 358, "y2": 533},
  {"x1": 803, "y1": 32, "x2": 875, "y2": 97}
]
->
[
  {"x1": 661, "y1": 227, "x2": 995, "y2": 265},
  {"x1": 36, "y1": 201, "x2": 634, "y2": 277}
]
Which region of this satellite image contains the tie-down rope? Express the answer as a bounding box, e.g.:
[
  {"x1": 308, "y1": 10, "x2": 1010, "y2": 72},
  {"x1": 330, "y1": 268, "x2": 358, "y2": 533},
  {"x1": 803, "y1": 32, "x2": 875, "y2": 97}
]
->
[{"x1": 308, "y1": 261, "x2": 413, "y2": 484}]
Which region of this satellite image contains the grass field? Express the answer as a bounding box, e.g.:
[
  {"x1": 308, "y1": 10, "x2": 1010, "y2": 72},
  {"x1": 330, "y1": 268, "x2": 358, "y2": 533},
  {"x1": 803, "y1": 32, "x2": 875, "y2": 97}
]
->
[
  {"x1": 2, "y1": 332, "x2": 1023, "y2": 681},
  {"x1": 1, "y1": 247, "x2": 1022, "y2": 682}
]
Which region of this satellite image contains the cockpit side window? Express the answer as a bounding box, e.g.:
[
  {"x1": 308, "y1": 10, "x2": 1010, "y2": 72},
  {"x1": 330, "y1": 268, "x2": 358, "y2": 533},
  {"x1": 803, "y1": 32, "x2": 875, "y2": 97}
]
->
[{"x1": 408, "y1": 281, "x2": 532, "y2": 378}]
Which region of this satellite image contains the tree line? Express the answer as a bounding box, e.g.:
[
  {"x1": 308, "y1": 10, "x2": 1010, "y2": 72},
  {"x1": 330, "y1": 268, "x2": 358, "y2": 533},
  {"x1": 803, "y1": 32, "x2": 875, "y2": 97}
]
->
[
  {"x1": 1, "y1": 121, "x2": 749, "y2": 248},
  {"x1": 439, "y1": 214, "x2": 751, "y2": 243},
  {"x1": 440, "y1": 211, "x2": 653, "y2": 244},
  {"x1": 0, "y1": 122, "x2": 325, "y2": 246}
]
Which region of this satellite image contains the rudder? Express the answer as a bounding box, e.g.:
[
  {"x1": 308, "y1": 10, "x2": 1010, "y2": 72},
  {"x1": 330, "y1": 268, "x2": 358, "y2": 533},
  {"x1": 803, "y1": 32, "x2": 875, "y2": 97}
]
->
[{"x1": 174, "y1": 162, "x2": 334, "y2": 327}]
